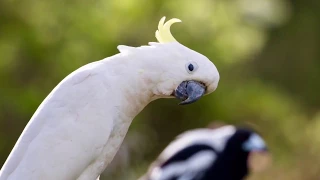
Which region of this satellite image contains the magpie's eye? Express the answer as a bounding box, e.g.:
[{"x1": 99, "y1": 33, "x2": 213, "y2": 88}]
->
[{"x1": 185, "y1": 62, "x2": 198, "y2": 74}]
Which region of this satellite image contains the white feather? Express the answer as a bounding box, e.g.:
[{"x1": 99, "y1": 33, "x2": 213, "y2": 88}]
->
[
  {"x1": 159, "y1": 126, "x2": 236, "y2": 161},
  {"x1": 151, "y1": 150, "x2": 216, "y2": 180}
]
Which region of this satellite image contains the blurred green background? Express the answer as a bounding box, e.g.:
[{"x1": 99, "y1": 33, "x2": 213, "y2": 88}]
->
[{"x1": 1, "y1": 0, "x2": 320, "y2": 179}]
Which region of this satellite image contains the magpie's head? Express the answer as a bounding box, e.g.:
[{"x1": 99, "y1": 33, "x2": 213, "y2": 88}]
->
[{"x1": 229, "y1": 127, "x2": 271, "y2": 173}]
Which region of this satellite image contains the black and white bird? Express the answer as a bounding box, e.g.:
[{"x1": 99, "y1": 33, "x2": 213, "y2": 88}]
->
[{"x1": 140, "y1": 125, "x2": 271, "y2": 180}]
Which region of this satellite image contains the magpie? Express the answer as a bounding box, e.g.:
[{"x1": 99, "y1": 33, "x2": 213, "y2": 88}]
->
[{"x1": 139, "y1": 125, "x2": 271, "y2": 180}]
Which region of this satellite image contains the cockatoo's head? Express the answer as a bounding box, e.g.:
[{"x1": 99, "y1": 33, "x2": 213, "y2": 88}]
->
[{"x1": 150, "y1": 17, "x2": 220, "y2": 105}]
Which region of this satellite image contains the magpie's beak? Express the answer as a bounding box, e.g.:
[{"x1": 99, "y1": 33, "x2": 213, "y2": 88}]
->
[{"x1": 173, "y1": 80, "x2": 206, "y2": 105}]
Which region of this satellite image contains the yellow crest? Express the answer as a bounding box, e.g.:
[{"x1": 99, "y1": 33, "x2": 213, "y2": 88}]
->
[{"x1": 155, "y1": 16, "x2": 182, "y2": 43}]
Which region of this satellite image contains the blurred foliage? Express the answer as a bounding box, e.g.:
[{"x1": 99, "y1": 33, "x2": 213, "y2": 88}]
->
[{"x1": 0, "y1": 0, "x2": 320, "y2": 179}]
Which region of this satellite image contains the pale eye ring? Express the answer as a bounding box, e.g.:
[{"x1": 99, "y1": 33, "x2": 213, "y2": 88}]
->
[{"x1": 185, "y1": 62, "x2": 198, "y2": 74}]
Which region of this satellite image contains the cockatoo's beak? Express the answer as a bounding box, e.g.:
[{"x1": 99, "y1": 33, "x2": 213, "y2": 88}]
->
[{"x1": 174, "y1": 81, "x2": 206, "y2": 105}]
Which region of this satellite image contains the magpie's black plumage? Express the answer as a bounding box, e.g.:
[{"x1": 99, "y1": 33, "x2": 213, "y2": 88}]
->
[{"x1": 139, "y1": 125, "x2": 269, "y2": 180}]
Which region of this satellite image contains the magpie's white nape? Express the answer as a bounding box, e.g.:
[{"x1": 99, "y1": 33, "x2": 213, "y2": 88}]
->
[{"x1": 139, "y1": 125, "x2": 271, "y2": 180}]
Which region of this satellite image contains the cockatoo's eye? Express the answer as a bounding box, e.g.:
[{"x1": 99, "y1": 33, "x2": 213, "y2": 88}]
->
[{"x1": 186, "y1": 62, "x2": 198, "y2": 74}]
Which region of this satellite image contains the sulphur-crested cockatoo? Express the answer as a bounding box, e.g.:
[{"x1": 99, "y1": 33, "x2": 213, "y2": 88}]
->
[{"x1": 0, "y1": 17, "x2": 220, "y2": 180}]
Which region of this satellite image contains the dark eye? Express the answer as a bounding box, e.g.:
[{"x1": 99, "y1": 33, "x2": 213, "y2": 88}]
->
[
  {"x1": 188, "y1": 64, "x2": 194, "y2": 71},
  {"x1": 185, "y1": 62, "x2": 198, "y2": 74}
]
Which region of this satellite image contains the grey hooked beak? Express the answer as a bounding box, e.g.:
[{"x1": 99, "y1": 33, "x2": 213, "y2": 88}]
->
[{"x1": 174, "y1": 80, "x2": 206, "y2": 105}]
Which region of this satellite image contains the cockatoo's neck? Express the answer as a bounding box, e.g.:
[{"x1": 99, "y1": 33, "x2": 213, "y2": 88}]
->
[
  {"x1": 98, "y1": 52, "x2": 168, "y2": 118},
  {"x1": 77, "y1": 53, "x2": 165, "y2": 180},
  {"x1": 78, "y1": 51, "x2": 170, "y2": 180}
]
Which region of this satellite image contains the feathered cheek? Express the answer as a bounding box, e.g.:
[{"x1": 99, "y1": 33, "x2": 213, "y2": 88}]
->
[
  {"x1": 155, "y1": 80, "x2": 176, "y2": 96},
  {"x1": 142, "y1": 76, "x2": 153, "y2": 85}
]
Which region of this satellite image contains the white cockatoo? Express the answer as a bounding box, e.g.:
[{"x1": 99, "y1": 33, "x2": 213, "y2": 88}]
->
[{"x1": 0, "y1": 17, "x2": 220, "y2": 180}]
